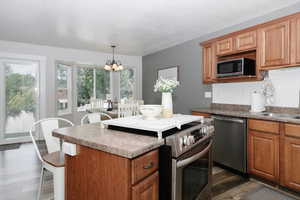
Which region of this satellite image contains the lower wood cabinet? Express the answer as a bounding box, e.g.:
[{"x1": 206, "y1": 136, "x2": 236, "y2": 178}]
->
[
  {"x1": 191, "y1": 111, "x2": 211, "y2": 117},
  {"x1": 248, "y1": 130, "x2": 279, "y2": 182},
  {"x1": 247, "y1": 120, "x2": 300, "y2": 192},
  {"x1": 282, "y1": 123, "x2": 300, "y2": 191},
  {"x1": 132, "y1": 172, "x2": 159, "y2": 200},
  {"x1": 65, "y1": 145, "x2": 159, "y2": 200}
]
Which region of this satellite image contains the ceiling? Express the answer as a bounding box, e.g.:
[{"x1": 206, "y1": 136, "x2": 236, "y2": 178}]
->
[{"x1": 0, "y1": 0, "x2": 299, "y2": 56}]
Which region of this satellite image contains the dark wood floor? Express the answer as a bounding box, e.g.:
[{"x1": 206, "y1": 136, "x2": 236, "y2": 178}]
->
[
  {"x1": 0, "y1": 143, "x2": 299, "y2": 200},
  {"x1": 212, "y1": 166, "x2": 300, "y2": 200}
]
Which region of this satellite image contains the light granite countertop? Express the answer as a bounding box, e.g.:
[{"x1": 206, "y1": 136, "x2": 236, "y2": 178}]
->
[
  {"x1": 52, "y1": 123, "x2": 164, "y2": 159},
  {"x1": 192, "y1": 107, "x2": 300, "y2": 124}
]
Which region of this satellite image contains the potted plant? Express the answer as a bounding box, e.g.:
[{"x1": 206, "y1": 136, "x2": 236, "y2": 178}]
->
[{"x1": 154, "y1": 78, "x2": 180, "y2": 118}]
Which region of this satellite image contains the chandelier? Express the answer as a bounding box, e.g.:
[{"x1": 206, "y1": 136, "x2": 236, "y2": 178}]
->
[{"x1": 104, "y1": 45, "x2": 124, "y2": 71}]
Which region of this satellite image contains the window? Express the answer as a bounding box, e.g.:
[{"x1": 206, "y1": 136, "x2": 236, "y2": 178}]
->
[
  {"x1": 95, "y1": 69, "x2": 110, "y2": 99},
  {"x1": 56, "y1": 64, "x2": 72, "y2": 115},
  {"x1": 120, "y1": 68, "x2": 135, "y2": 100},
  {"x1": 77, "y1": 67, "x2": 110, "y2": 111}
]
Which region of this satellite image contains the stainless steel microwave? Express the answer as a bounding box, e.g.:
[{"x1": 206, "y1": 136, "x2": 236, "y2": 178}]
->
[{"x1": 216, "y1": 58, "x2": 256, "y2": 78}]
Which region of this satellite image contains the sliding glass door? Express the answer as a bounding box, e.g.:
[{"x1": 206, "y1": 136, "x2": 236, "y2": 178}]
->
[{"x1": 0, "y1": 59, "x2": 40, "y2": 144}]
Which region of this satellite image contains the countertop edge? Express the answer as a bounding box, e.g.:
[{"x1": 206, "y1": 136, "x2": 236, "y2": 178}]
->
[
  {"x1": 52, "y1": 131, "x2": 164, "y2": 159},
  {"x1": 192, "y1": 108, "x2": 300, "y2": 124}
]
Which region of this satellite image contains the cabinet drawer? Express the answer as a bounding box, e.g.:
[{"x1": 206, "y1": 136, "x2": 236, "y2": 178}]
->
[
  {"x1": 132, "y1": 171, "x2": 159, "y2": 200},
  {"x1": 191, "y1": 111, "x2": 211, "y2": 117},
  {"x1": 248, "y1": 119, "x2": 279, "y2": 134},
  {"x1": 132, "y1": 150, "x2": 158, "y2": 185},
  {"x1": 285, "y1": 123, "x2": 300, "y2": 138}
]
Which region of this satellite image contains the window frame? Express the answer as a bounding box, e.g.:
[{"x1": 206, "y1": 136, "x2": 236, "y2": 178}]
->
[
  {"x1": 75, "y1": 66, "x2": 112, "y2": 112},
  {"x1": 56, "y1": 63, "x2": 73, "y2": 116}
]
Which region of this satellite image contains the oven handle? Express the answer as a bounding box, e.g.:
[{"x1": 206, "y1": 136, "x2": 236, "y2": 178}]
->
[{"x1": 176, "y1": 140, "x2": 212, "y2": 168}]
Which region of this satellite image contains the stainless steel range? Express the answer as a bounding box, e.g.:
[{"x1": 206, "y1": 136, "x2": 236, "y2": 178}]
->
[
  {"x1": 106, "y1": 116, "x2": 214, "y2": 200},
  {"x1": 160, "y1": 120, "x2": 214, "y2": 200}
]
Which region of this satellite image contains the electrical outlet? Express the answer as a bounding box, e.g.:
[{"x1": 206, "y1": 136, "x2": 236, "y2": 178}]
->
[{"x1": 205, "y1": 91, "x2": 212, "y2": 98}]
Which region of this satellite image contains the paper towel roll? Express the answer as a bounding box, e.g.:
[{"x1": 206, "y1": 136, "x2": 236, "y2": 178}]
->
[{"x1": 251, "y1": 92, "x2": 265, "y2": 113}]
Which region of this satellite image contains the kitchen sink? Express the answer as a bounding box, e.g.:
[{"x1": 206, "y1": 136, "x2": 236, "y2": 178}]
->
[
  {"x1": 259, "y1": 112, "x2": 276, "y2": 117},
  {"x1": 256, "y1": 112, "x2": 300, "y2": 120}
]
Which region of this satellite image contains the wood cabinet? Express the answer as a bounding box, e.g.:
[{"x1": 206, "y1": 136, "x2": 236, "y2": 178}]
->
[
  {"x1": 291, "y1": 16, "x2": 300, "y2": 64},
  {"x1": 65, "y1": 145, "x2": 159, "y2": 200},
  {"x1": 283, "y1": 137, "x2": 300, "y2": 191},
  {"x1": 282, "y1": 123, "x2": 300, "y2": 191},
  {"x1": 191, "y1": 111, "x2": 211, "y2": 117},
  {"x1": 235, "y1": 31, "x2": 257, "y2": 51},
  {"x1": 132, "y1": 172, "x2": 159, "y2": 200},
  {"x1": 202, "y1": 44, "x2": 216, "y2": 83},
  {"x1": 247, "y1": 119, "x2": 300, "y2": 192},
  {"x1": 248, "y1": 130, "x2": 280, "y2": 182},
  {"x1": 248, "y1": 119, "x2": 279, "y2": 134},
  {"x1": 201, "y1": 12, "x2": 300, "y2": 83},
  {"x1": 258, "y1": 20, "x2": 290, "y2": 68},
  {"x1": 216, "y1": 38, "x2": 233, "y2": 55}
]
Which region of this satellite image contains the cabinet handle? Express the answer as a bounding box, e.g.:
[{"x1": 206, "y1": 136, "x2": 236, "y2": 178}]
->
[{"x1": 143, "y1": 162, "x2": 154, "y2": 169}]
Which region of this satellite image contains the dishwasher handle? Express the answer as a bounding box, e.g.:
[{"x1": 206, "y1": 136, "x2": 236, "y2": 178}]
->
[{"x1": 212, "y1": 116, "x2": 245, "y2": 124}]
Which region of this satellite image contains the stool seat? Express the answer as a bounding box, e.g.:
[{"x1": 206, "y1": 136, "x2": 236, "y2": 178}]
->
[{"x1": 43, "y1": 151, "x2": 65, "y2": 167}]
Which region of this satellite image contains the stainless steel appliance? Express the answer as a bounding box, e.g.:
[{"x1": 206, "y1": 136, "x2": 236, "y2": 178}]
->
[
  {"x1": 216, "y1": 58, "x2": 256, "y2": 78},
  {"x1": 107, "y1": 118, "x2": 214, "y2": 200},
  {"x1": 160, "y1": 121, "x2": 214, "y2": 200},
  {"x1": 212, "y1": 115, "x2": 247, "y2": 173}
]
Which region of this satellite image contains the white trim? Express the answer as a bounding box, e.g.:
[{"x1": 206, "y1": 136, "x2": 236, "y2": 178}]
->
[
  {"x1": 56, "y1": 63, "x2": 73, "y2": 116},
  {"x1": 0, "y1": 52, "x2": 47, "y2": 144}
]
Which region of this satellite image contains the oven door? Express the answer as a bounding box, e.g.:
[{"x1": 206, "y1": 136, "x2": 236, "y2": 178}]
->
[
  {"x1": 217, "y1": 58, "x2": 244, "y2": 77},
  {"x1": 172, "y1": 140, "x2": 212, "y2": 200}
]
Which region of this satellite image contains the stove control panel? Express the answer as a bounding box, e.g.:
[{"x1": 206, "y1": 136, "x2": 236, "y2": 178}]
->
[{"x1": 178, "y1": 125, "x2": 214, "y2": 152}]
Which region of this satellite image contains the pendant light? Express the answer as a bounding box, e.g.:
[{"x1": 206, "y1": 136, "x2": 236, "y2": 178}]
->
[{"x1": 104, "y1": 45, "x2": 124, "y2": 71}]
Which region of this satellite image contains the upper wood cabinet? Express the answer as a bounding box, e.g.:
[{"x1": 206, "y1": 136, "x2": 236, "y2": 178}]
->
[
  {"x1": 235, "y1": 31, "x2": 257, "y2": 51},
  {"x1": 216, "y1": 38, "x2": 233, "y2": 55},
  {"x1": 258, "y1": 20, "x2": 290, "y2": 68},
  {"x1": 291, "y1": 16, "x2": 300, "y2": 64},
  {"x1": 202, "y1": 44, "x2": 216, "y2": 83}
]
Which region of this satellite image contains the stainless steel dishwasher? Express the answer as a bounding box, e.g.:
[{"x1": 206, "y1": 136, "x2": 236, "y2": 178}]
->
[{"x1": 212, "y1": 115, "x2": 247, "y2": 173}]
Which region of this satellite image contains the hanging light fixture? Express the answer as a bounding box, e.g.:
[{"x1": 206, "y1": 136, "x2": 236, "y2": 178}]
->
[{"x1": 104, "y1": 45, "x2": 124, "y2": 71}]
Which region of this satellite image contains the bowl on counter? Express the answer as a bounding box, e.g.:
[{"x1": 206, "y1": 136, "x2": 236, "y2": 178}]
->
[{"x1": 139, "y1": 105, "x2": 162, "y2": 120}]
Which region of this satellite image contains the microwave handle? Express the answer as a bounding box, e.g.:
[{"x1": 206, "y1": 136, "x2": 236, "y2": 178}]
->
[{"x1": 176, "y1": 140, "x2": 212, "y2": 168}]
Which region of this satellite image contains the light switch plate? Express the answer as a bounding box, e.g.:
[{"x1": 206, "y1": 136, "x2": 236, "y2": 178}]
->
[{"x1": 205, "y1": 91, "x2": 212, "y2": 98}]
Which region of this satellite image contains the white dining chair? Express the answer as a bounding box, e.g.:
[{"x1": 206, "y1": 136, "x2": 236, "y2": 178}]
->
[
  {"x1": 81, "y1": 112, "x2": 112, "y2": 125},
  {"x1": 90, "y1": 98, "x2": 104, "y2": 112},
  {"x1": 118, "y1": 102, "x2": 140, "y2": 118},
  {"x1": 29, "y1": 118, "x2": 74, "y2": 200}
]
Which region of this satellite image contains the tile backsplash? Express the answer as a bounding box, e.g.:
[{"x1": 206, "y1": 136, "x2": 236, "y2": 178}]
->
[{"x1": 212, "y1": 67, "x2": 300, "y2": 108}]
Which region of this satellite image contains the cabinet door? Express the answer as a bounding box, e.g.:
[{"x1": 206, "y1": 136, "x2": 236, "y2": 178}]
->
[
  {"x1": 132, "y1": 172, "x2": 159, "y2": 200},
  {"x1": 235, "y1": 31, "x2": 257, "y2": 51},
  {"x1": 291, "y1": 16, "x2": 300, "y2": 64},
  {"x1": 202, "y1": 44, "x2": 216, "y2": 83},
  {"x1": 283, "y1": 137, "x2": 300, "y2": 191},
  {"x1": 248, "y1": 131, "x2": 279, "y2": 182},
  {"x1": 258, "y1": 21, "x2": 290, "y2": 68},
  {"x1": 216, "y1": 38, "x2": 233, "y2": 55}
]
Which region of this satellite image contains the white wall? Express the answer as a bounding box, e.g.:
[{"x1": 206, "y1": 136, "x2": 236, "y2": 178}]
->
[
  {"x1": 0, "y1": 40, "x2": 142, "y2": 122},
  {"x1": 212, "y1": 67, "x2": 300, "y2": 108}
]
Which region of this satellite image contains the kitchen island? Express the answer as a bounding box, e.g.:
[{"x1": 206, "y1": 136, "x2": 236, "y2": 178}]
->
[{"x1": 53, "y1": 123, "x2": 164, "y2": 200}]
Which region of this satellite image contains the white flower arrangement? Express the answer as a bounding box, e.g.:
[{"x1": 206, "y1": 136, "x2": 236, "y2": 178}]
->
[{"x1": 154, "y1": 78, "x2": 180, "y2": 93}]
